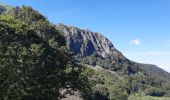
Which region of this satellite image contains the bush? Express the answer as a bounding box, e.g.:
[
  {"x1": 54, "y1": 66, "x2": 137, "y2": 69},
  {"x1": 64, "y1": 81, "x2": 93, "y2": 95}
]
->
[
  {"x1": 144, "y1": 87, "x2": 166, "y2": 97},
  {"x1": 93, "y1": 85, "x2": 109, "y2": 100},
  {"x1": 165, "y1": 91, "x2": 170, "y2": 97}
]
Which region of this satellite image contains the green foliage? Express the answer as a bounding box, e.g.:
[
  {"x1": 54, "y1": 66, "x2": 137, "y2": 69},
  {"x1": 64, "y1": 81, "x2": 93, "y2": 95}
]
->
[
  {"x1": 7, "y1": 6, "x2": 66, "y2": 47},
  {"x1": 75, "y1": 52, "x2": 170, "y2": 99},
  {"x1": 129, "y1": 93, "x2": 170, "y2": 100},
  {"x1": 164, "y1": 91, "x2": 170, "y2": 97},
  {"x1": 75, "y1": 53, "x2": 138, "y2": 75},
  {"x1": 85, "y1": 67, "x2": 128, "y2": 100},
  {"x1": 8, "y1": 6, "x2": 46, "y2": 23},
  {"x1": 93, "y1": 84, "x2": 109, "y2": 100},
  {"x1": 1, "y1": 4, "x2": 170, "y2": 100},
  {"x1": 144, "y1": 87, "x2": 166, "y2": 97},
  {"x1": 0, "y1": 2, "x2": 13, "y2": 12},
  {"x1": 109, "y1": 84, "x2": 128, "y2": 100},
  {"x1": 84, "y1": 66, "x2": 170, "y2": 100},
  {"x1": 0, "y1": 12, "x2": 91, "y2": 99}
]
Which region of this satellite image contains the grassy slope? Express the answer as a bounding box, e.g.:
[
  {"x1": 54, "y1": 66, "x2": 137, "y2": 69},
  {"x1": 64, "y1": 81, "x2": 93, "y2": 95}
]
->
[
  {"x1": 129, "y1": 94, "x2": 170, "y2": 100},
  {"x1": 129, "y1": 96, "x2": 170, "y2": 100}
]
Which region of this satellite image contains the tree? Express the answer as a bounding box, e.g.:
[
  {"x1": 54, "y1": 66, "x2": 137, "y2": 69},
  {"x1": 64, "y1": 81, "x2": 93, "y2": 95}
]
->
[
  {"x1": 93, "y1": 85, "x2": 109, "y2": 100},
  {"x1": 144, "y1": 87, "x2": 165, "y2": 97},
  {"x1": 0, "y1": 15, "x2": 91, "y2": 99}
]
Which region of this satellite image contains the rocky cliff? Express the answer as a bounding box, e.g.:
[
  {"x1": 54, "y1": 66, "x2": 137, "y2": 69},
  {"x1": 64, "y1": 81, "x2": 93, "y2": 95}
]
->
[
  {"x1": 56, "y1": 24, "x2": 125, "y2": 58},
  {"x1": 56, "y1": 24, "x2": 170, "y2": 80}
]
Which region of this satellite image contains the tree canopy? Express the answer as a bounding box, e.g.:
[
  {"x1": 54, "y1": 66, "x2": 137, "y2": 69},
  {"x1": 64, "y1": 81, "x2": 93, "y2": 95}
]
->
[{"x1": 0, "y1": 7, "x2": 91, "y2": 99}]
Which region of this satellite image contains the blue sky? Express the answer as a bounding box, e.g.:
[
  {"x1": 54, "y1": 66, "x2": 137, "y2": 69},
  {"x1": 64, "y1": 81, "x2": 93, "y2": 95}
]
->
[{"x1": 1, "y1": 0, "x2": 170, "y2": 72}]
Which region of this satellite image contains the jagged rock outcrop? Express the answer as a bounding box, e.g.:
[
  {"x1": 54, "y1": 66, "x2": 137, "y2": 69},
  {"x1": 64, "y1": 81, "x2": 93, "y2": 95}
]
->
[
  {"x1": 56, "y1": 23, "x2": 170, "y2": 80},
  {"x1": 56, "y1": 23, "x2": 120, "y2": 58}
]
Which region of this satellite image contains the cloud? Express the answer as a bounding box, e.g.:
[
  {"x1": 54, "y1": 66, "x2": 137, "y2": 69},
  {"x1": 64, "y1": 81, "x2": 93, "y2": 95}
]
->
[{"x1": 130, "y1": 39, "x2": 142, "y2": 46}]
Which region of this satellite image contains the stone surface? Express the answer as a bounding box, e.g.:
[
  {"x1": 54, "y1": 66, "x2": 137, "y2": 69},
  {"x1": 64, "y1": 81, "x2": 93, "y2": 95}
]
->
[{"x1": 56, "y1": 24, "x2": 117, "y2": 58}]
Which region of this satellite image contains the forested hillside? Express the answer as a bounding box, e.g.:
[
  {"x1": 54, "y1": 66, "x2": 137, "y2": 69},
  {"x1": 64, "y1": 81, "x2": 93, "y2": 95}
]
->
[
  {"x1": 56, "y1": 24, "x2": 170, "y2": 100},
  {"x1": 0, "y1": 5, "x2": 91, "y2": 99},
  {"x1": 0, "y1": 3, "x2": 170, "y2": 100}
]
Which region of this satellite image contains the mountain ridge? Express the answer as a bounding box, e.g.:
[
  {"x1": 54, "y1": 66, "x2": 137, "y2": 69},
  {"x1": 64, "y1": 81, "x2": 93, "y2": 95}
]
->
[
  {"x1": 56, "y1": 23, "x2": 170, "y2": 80},
  {"x1": 56, "y1": 23, "x2": 170, "y2": 98},
  {"x1": 0, "y1": 3, "x2": 170, "y2": 99},
  {"x1": 56, "y1": 23, "x2": 119, "y2": 58}
]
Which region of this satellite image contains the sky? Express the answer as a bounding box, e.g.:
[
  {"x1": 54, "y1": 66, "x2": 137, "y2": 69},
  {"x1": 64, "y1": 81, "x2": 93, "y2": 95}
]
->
[{"x1": 1, "y1": 0, "x2": 170, "y2": 72}]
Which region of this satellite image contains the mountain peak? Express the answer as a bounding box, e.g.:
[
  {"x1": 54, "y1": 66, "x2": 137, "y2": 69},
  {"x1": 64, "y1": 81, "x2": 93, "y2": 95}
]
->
[{"x1": 56, "y1": 24, "x2": 116, "y2": 58}]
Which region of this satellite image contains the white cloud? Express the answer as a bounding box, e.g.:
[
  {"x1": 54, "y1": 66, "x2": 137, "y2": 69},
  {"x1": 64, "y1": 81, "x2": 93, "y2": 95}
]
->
[{"x1": 130, "y1": 39, "x2": 142, "y2": 46}]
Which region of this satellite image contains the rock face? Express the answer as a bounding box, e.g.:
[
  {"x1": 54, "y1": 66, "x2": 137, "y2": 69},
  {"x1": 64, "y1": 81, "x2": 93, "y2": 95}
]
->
[
  {"x1": 56, "y1": 23, "x2": 170, "y2": 80},
  {"x1": 56, "y1": 24, "x2": 118, "y2": 58}
]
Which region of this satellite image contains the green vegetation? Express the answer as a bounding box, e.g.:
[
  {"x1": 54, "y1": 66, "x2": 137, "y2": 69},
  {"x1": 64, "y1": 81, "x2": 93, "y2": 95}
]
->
[
  {"x1": 0, "y1": 6, "x2": 91, "y2": 99},
  {"x1": 0, "y1": 2, "x2": 13, "y2": 14},
  {"x1": 84, "y1": 67, "x2": 128, "y2": 100},
  {"x1": 0, "y1": 4, "x2": 170, "y2": 100},
  {"x1": 129, "y1": 93, "x2": 170, "y2": 100},
  {"x1": 83, "y1": 66, "x2": 170, "y2": 100},
  {"x1": 74, "y1": 48, "x2": 170, "y2": 99}
]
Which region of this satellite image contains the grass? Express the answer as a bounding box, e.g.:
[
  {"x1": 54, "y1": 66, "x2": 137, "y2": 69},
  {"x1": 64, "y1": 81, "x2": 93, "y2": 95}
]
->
[{"x1": 128, "y1": 94, "x2": 170, "y2": 100}]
